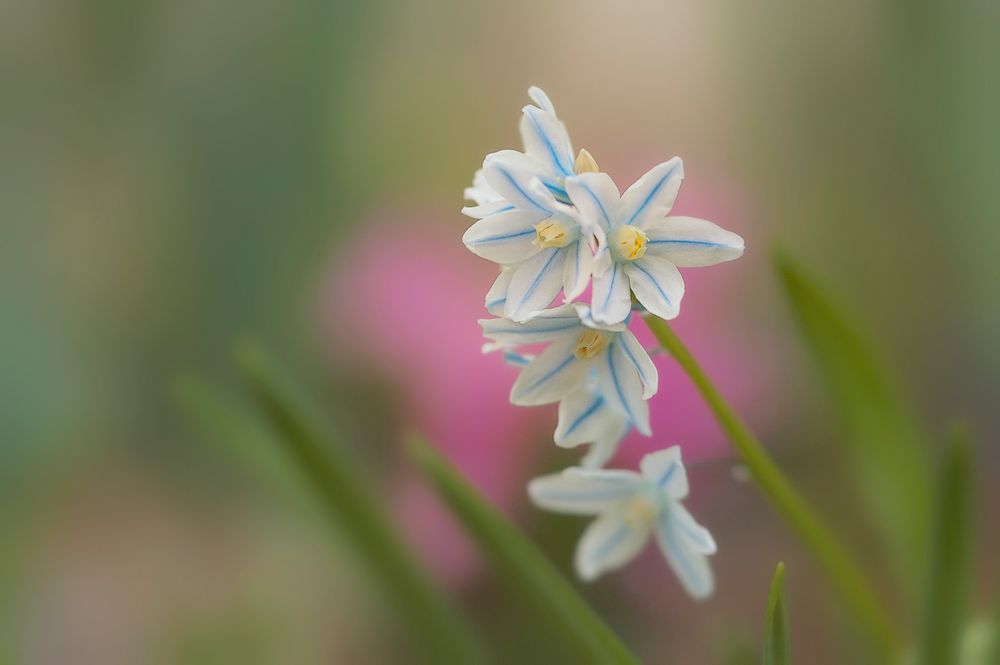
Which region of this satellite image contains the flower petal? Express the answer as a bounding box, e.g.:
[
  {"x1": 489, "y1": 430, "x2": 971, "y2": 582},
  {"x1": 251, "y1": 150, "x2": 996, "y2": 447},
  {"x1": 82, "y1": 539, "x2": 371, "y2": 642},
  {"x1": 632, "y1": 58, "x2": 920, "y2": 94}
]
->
[
  {"x1": 464, "y1": 168, "x2": 502, "y2": 205},
  {"x1": 527, "y1": 86, "x2": 556, "y2": 114},
  {"x1": 595, "y1": 338, "x2": 651, "y2": 435},
  {"x1": 590, "y1": 261, "x2": 631, "y2": 325},
  {"x1": 528, "y1": 467, "x2": 642, "y2": 515},
  {"x1": 504, "y1": 247, "x2": 567, "y2": 322},
  {"x1": 668, "y1": 503, "x2": 717, "y2": 555},
  {"x1": 579, "y1": 420, "x2": 630, "y2": 469},
  {"x1": 461, "y1": 198, "x2": 515, "y2": 219},
  {"x1": 561, "y1": 238, "x2": 593, "y2": 303},
  {"x1": 617, "y1": 329, "x2": 658, "y2": 398},
  {"x1": 519, "y1": 104, "x2": 574, "y2": 178},
  {"x1": 462, "y1": 210, "x2": 543, "y2": 264},
  {"x1": 565, "y1": 172, "x2": 620, "y2": 233},
  {"x1": 655, "y1": 509, "x2": 715, "y2": 600},
  {"x1": 510, "y1": 334, "x2": 587, "y2": 406},
  {"x1": 618, "y1": 158, "x2": 685, "y2": 229},
  {"x1": 484, "y1": 268, "x2": 513, "y2": 315},
  {"x1": 555, "y1": 388, "x2": 627, "y2": 448},
  {"x1": 639, "y1": 446, "x2": 689, "y2": 499},
  {"x1": 479, "y1": 305, "x2": 582, "y2": 346},
  {"x1": 624, "y1": 255, "x2": 685, "y2": 321},
  {"x1": 482, "y1": 150, "x2": 558, "y2": 214},
  {"x1": 643, "y1": 216, "x2": 745, "y2": 267},
  {"x1": 575, "y1": 509, "x2": 652, "y2": 581}
]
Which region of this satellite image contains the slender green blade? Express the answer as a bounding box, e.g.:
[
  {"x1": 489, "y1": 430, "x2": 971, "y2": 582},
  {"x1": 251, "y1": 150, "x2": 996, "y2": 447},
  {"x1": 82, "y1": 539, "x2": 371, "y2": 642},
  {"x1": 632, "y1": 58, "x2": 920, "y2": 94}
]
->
[
  {"x1": 229, "y1": 341, "x2": 483, "y2": 665},
  {"x1": 762, "y1": 563, "x2": 790, "y2": 665},
  {"x1": 775, "y1": 250, "x2": 932, "y2": 599},
  {"x1": 407, "y1": 435, "x2": 641, "y2": 665},
  {"x1": 919, "y1": 427, "x2": 973, "y2": 665}
]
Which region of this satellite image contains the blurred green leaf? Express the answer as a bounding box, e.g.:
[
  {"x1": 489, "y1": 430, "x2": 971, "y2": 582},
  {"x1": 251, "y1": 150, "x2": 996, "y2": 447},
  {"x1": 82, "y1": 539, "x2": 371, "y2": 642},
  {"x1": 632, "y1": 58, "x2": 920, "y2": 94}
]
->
[
  {"x1": 407, "y1": 435, "x2": 640, "y2": 665},
  {"x1": 230, "y1": 341, "x2": 484, "y2": 665},
  {"x1": 919, "y1": 426, "x2": 973, "y2": 665},
  {"x1": 762, "y1": 563, "x2": 790, "y2": 665},
  {"x1": 775, "y1": 250, "x2": 932, "y2": 599}
]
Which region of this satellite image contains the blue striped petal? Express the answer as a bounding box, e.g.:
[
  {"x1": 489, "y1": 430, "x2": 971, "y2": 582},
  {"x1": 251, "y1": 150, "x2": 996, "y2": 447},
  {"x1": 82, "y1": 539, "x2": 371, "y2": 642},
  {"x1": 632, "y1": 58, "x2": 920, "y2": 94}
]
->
[
  {"x1": 596, "y1": 339, "x2": 651, "y2": 435},
  {"x1": 519, "y1": 105, "x2": 575, "y2": 178},
  {"x1": 504, "y1": 247, "x2": 566, "y2": 322},
  {"x1": 639, "y1": 447, "x2": 689, "y2": 499},
  {"x1": 624, "y1": 255, "x2": 684, "y2": 321},
  {"x1": 510, "y1": 335, "x2": 587, "y2": 406},
  {"x1": 528, "y1": 468, "x2": 642, "y2": 515},
  {"x1": 565, "y1": 173, "x2": 620, "y2": 233},
  {"x1": 643, "y1": 215, "x2": 745, "y2": 267},
  {"x1": 575, "y1": 510, "x2": 652, "y2": 581},
  {"x1": 619, "y1": 158, "x2": 684, "y2": 229},
  {"x1": 655, "y1": 508, "x2": 715, "y2": 600},
  {"x1": 617, "y1": 330, "x2": 658, "y2": 398},
  {"x1": 482, "y1": 150, "x2": 558, "y2": 214}
]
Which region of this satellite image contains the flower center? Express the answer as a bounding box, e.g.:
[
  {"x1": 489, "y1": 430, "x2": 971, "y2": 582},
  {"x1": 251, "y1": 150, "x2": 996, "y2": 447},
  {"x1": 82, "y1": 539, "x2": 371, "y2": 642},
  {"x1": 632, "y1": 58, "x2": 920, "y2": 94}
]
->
[
  {"x1": 573, "y1": 330, "x2": 611, "y2": 360},
  {"x1": 608, "y1": 225, "x2": 648, "y2": 261},
  {"x1": 533, "y1": 218, "x2": 573, "y2": 248},
  {"x1": 623, "y1": 495, "x2": 658, "y2": 529}
]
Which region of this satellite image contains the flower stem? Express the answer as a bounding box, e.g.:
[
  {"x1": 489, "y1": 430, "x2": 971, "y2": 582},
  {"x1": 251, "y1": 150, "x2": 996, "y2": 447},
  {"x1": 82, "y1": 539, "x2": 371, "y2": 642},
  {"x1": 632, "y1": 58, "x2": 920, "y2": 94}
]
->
[{"x1": 644, "y1": 316, "x2": 899, "y2": 657}]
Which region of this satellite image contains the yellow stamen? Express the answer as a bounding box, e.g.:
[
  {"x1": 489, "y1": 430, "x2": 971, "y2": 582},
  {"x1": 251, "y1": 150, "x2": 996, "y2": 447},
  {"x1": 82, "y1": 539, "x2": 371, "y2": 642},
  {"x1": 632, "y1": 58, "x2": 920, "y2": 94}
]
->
[
  {"x1": 573, "y1": 330, "x2": 611, "y2": 360},
  {"x1": 609, "y1": 225, "x2": 648, "y2": 261},
  {"x1": 533, "y1": 219, "x2": 573, "y2": 248},
  {"x1": 574, "y1": 148, "x2": 600, "y2": 174}
]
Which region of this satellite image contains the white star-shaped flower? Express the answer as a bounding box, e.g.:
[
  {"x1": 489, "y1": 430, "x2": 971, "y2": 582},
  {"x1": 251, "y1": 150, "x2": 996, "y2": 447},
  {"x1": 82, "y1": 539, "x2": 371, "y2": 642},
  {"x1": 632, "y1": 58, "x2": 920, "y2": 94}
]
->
[
  {"x1": 565, "y1": 159, "x2": 745, "y2": 325},
  {"x1": 528, "y1": 446, "x2": 717, "y2": 598},
  {"x1": 502, "y1": 349, "x2": 631, "y2": 469},
  {"x1": 480, "y1": 304, "x2": 657, "y2": 435}
]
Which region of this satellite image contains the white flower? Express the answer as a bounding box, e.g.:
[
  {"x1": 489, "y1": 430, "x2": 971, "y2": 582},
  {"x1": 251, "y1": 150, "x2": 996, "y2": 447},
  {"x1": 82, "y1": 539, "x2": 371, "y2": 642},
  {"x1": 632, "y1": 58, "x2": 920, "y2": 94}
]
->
[
  {"x1": 502, "y1": 350, "x2": 631, "y2": 469},
  {"x1": 528, "y1": 447, "x2": 717, "y2": 598},
  {"x1": 565, "y1": 159, "x2": 745, "y2": 325},
  {"x1": 480, "y1": 304, "x2": 657, "y2": 435},
  {"x1": 464, "y1": 168, "x2": 503, "y2": 205}
]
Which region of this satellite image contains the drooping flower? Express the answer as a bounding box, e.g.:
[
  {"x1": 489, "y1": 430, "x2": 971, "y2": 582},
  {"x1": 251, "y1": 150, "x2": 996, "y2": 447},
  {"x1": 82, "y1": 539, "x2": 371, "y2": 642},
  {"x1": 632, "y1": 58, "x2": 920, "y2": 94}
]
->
[
  {"x1": 503, "y1": 349, "x2": 631, "y2": 468},
  {"x1": 480, "y1": 304, "x2": 657, "y2": 435},
  {"x1": 528, "y1": 446, "x2": 717, "y2": 598},
  {"x1": 565, "y1": 159, "x2": 745, "y2": 324}
]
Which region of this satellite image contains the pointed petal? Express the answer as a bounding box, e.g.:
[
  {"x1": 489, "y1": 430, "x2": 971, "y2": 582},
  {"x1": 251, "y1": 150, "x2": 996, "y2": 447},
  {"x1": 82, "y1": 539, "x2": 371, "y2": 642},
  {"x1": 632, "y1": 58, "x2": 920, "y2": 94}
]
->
[
  {"x1": 595, "y1": 339, "x2": 651, "y2": 435},
  {"x1": 461, "y1": 199, "x2": 515, "y2": 219},
  {"x1": 462, "y1": 210, "x2": 543, "y2": 264},
  {"x1": 527, "y1": 86, "x2": 556, "y2": 114},
  {"x1": 668, "y1": 503, "x2": 717, "y2": 555},
  {"x1": 565, "y1": 173, "x2": 620, "y2": 233},
  {"x1": 579, "y1": 420, "x2": 630, "y2": 469},
  {"x1": 561, "y1": 238, "x2": 593, "y2": 302},
  {"x1": 510, "y1": 335, "x2": 587, "y2": 406},
  {"x1": 479, "y1": 305, "x2": 582, "y2": 346},
  {"x1": 555, "y1": 389, "x2": 626, "y2": 448},
  {"x1": 644, "y1": 216, "x2": 745, "y2": 267},
  {"x1": 656, "y1": 511, "x2": 715, "y2": 600},
  {"x1": 485, "y1": 268, "x2": 513, "y2": 315},
  {"x1": 482, "y1": 150, "x2": 558, "y2": 214},
  {"x1": 505, "y1": 248, "x2": 566, "y2": 322},
  {"x1": 528, "y1": 467, "x2": 642, "y2": 515},
  {"x1": 519, "y1": 104, "x2": 574, "y2": 178},
  {"x1": 617, "y1": 330, "x2": 658, "y2": 398},
  {"x1": 619, "y1": 158, "x2": 685, "y2": 229},
  {"x1": 464, "y1": 168, "x2": 502, "y2": 205},
  {"x1": 590, "y1": 261, "x2": 631, "y2": 325},
  {"x1": 575, "y1": 510, "x2": 652, "y2": 581},
  {"x1": 624, "y1": 255, "x2": 685, "y2": 321},
  {"x1": 639, "y1": 446, "x2": 689, "y2": 499}
]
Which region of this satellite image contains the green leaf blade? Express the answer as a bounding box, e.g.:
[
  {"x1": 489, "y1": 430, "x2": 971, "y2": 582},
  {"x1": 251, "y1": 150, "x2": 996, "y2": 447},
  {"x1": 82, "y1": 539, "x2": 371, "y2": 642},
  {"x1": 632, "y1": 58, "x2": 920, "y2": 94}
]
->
[
  {"x1": 763, "y1": 562, "x2": 790, "y2": 665},
  {"x1": 919, "y1": 426, "x2": 974, "y2": 665},
  {"x1": 227, "y1": 341, "x2": 484, "y2": 665},
  {"x1": 407, "y1": 435, "x2": 641, "y2": 665},
  {"x1": 775, "y1": 250, "x2": 933, "y2": 599}
]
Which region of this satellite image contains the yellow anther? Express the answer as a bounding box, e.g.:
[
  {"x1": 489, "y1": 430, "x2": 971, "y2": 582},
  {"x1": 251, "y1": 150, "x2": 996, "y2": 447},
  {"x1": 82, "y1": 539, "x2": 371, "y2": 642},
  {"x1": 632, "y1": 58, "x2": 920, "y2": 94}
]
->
[
  {"x1": 533, "y1": 219, "x2": 573, "y2": 248},
  {"x1": 574, "y1": 148, "x2": 600, "y2": 174},
  {"x1": 573, "y1": 329, "x2": 611, "y2": 360},
  {"x1": 609, "y1": 225, "x2": 649, "y2": 261}
]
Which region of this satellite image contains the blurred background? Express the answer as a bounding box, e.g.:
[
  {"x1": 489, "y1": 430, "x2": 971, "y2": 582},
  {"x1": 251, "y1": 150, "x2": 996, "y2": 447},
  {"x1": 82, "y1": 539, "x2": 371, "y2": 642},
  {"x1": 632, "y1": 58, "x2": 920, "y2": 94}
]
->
[{"x1": 1, "y1": 0, "x2": 998, "y2": 663}]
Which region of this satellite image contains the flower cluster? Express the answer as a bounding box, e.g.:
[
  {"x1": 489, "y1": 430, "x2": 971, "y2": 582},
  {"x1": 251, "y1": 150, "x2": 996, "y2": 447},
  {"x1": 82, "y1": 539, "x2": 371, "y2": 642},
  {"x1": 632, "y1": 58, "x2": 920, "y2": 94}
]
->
[{"x1": 462, "y1": 87, "x2": 743, "y2": 599}]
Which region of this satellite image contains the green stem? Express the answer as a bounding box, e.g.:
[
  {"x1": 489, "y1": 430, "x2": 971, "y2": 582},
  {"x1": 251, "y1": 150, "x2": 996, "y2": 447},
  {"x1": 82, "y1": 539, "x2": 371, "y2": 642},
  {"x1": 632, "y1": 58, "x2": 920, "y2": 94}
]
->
[{"x1": 644, "y1": 316, "x2": 899, "y2": 657}]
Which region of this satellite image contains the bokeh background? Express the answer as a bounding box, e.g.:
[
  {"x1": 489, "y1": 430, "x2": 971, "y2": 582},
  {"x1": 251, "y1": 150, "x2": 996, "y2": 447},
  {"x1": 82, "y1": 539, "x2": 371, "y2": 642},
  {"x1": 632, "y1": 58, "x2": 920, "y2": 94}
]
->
[{"x1": 1, "y1": 1, "x2": 998, "y2": 663}]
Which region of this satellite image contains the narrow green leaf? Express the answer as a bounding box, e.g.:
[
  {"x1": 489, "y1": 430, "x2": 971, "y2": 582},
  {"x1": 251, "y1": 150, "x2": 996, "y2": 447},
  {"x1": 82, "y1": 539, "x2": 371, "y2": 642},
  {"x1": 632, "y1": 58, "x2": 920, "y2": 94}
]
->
[
  {"x1": 919, "y1": 426, "x2": 973, "y2": 665},
  {"x1": 407, "y1": 435, "x2": 641, "y2": 665},
  {"x1": 762, "y1": 563, "x2": 790, "y2": 665},
  {"x1": 775, "y1": 249, "x2": 932, "y2": 599},
  {"x1": 645, "y1": 316, "x2": 899, "y2": 657},
  {"x1": 230, "y1": 341, "x2": 484, "y2": 665}
]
